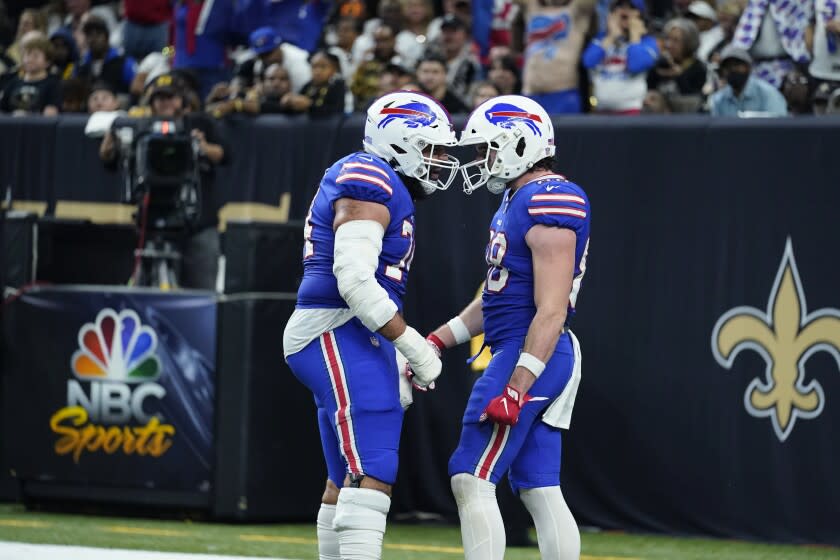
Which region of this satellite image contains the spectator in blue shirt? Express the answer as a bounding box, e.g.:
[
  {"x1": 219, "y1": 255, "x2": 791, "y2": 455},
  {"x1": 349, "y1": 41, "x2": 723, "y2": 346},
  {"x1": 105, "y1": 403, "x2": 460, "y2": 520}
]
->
[{"x1": 709, "y1": 46, "x2": 788, "y2": 117}]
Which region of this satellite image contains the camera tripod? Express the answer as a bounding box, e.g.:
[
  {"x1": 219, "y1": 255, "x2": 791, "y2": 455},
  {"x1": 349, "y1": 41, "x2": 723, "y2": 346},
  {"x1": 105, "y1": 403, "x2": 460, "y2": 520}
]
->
[{"x1": 130, "y1": 233, "x2": 182, "y2": 290}]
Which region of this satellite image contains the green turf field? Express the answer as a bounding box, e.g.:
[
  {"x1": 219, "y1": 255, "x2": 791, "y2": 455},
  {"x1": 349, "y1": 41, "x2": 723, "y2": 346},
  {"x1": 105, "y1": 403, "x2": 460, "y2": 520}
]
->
[{"x1": 0, "y1": 504, "x2": 836, "y2": 560}]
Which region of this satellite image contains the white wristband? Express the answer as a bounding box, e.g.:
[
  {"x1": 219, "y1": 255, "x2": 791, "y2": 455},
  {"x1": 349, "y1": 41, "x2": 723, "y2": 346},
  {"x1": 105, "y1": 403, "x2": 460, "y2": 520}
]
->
[
  {"x1": 446, "y1": 316, "x2": 472, "y2": 345},
  {"x1": 516, "y1": 352, "x2": 546, "y2": 378}
]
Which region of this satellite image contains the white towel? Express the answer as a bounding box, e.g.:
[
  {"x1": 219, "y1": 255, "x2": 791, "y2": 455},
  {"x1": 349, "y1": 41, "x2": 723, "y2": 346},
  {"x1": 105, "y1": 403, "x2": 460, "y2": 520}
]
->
[{"x1": 541, "y1": 330, "x2": 582, "y2": 430}]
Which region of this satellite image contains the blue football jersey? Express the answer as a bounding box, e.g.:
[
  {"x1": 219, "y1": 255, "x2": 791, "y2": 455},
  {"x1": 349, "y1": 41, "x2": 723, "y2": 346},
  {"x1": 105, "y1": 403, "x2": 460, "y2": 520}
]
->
[
  {"x1": 296, "y1": 152, "x2": 416, "y2": 312},
  {"x1": 482, "y1": 174, "x2": 591, "y2": 346}
]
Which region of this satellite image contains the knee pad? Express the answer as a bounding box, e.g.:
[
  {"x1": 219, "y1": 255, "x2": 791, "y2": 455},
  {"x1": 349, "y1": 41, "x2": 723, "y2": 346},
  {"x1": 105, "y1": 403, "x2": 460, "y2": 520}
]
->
[
  {"x1": 451, "y1": 472, "x2": 496, "y2": 507},
  {"x1": 333, "y1": 487, "x2": 391, "y2": 532}
]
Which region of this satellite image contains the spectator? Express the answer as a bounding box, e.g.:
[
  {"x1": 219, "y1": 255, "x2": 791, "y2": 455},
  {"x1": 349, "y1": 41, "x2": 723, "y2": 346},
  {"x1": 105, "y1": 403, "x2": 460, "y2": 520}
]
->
[
  {"x1": 49, "y1": 27, "x2": 79, "y2": 80},
  {"x1": 730, "y1": 0, "x2": 812, "y2": 88},
  {"x1": 351, "y1": 23, "x2": 407, "y2": 109},
  {"x1": 685, "y1": 1, "x2": 722, "y2": 62},
  {"x1": 648, "y1": 18, "x2": 706, "y2": 111},
  {"x1": 6, "y1": 8, "x2": 46, "y2": 64},
  {"x1": 172, "y1": 0, "x2": 228, "y2": 100},
  {"x1": 809, "y1": 0, "x2": 840, "y2": 91},
  {"x1": 87, "y1": 79, "x2": 120, "y2": 112},
  {"x1": 0, "y1": 35, "x2": 60, "y2": 115},
  {"x1": 428, "y1": 0, "x2": 473, "y2": 43},
  {"x1": 488, "y1": 54, "x2": 521, "y2": 95},
  {"x1": 329, "y1": 16, "x2": 363, "y2": 80},
  {"x1": 399, "y1": 0, "x2": 434, "y2": 65},
  {"x1": 60, "y1": 77, "x2": 89, "y2": 112},
  {"x1": 583, "y1": 0, "x2": 659, "y2": 114},
  {"x1": 122, "y1": 0, "x2": 171, "y2": 61},
  {"x1": 415, "y1": 53, "x2": 469, "y2": 112},
  {"x1": 283, "y1": 50, "x2": 347, "y2": 117},
  {"x1": 100, "y1": 72, "x2": 228, "y2": 290},
  {"x1": 209, "y1": 63, "x2": 295, "y2": 116},
  {"x1": 521, "y1": 0, "x2": 598, "y2": 114},
  {"x1": 468, "y1": 80, "x2": 500, "y2": 108},
  {"x1": 811, "y1": 81, "x2": 840, "y2": 115},
  {"x1": 707, "y1": 0, "x2": 743, "y2": 66},
  {"x1": 709, "y1": 46, "x2": 787, "y2": 116},
  {"x1": 63, "y1": 0, "x2": 92, "y2": 54},
  {"x1": 236, "y1": 26, "x2": 311, "y2": 94},
  {"x1": 781, "y1": 69, "x2": 811, "y2": 115},
  {"x1": 433, "y1": 15, "x2": 480, "y2": 105},
  {"x1": 377, "y1": 61, "x2": 414, "y2": 95},
  {"x1": 75, "y1": 16, "x2": 136, "y2": 95}
]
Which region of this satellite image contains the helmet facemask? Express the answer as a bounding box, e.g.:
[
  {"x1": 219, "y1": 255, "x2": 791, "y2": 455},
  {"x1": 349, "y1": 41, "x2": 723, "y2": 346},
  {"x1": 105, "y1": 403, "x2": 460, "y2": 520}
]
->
[
  {"x1": 393, "y1": 134, "x2": 460, "y2": 195},
  {"x1": 459, "y1": 131, "x2": 511, "y2": 195}
]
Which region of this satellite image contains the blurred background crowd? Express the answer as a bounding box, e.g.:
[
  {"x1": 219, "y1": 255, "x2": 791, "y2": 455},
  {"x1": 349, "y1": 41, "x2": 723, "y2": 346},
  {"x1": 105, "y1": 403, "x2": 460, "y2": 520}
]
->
[{"x1": 0, "y1": 0, "x2": 837, "y2": 119}]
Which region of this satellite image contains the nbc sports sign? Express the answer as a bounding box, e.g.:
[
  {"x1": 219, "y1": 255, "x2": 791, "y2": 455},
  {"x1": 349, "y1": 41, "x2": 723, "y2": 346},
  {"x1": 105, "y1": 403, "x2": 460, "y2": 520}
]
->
[{"x1": 50, "y1": 309, "x2": 174, "y2": 463}]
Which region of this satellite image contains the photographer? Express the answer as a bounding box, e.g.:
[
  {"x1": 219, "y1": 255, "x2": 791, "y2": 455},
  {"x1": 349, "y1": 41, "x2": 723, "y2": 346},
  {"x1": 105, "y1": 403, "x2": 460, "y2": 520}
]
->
[{"x1": 99, "y1": 73, "x2": 229, "y2": 290}]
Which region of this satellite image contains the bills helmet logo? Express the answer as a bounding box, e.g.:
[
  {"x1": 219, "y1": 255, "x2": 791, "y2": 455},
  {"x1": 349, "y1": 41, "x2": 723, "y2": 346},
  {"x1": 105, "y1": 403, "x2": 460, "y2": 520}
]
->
[
  {"x1": 378, "y1": 101, "x2": 437, "y2": 128},
  {"x1": 485, "y1": 103, "x2": 543, "y2": 136}
]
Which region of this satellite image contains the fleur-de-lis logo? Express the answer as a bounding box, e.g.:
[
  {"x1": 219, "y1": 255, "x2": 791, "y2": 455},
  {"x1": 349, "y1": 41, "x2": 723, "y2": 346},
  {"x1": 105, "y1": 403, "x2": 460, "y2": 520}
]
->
[{"x1": 711, "y1": 239, "x2": 840, "y2": 442}]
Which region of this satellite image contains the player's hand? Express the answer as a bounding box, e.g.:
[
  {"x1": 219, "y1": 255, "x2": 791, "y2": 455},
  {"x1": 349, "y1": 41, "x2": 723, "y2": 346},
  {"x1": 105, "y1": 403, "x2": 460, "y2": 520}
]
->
[
  {"x1": 480, "y1": 384, "x2": 533, "y2": 425},
  {"x1": 393, "y1": 326, "x2": 442, "y2": 390}
]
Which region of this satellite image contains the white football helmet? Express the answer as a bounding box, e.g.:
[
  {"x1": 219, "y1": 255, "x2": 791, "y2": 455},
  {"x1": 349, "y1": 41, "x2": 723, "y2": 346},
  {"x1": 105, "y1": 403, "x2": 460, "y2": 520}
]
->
[
  {"x1": 364, "y1": 91, "x2": 459, "y2": 195},
  {"x1": 459, "y1": 95, "x2": 555, "y2": 194}
]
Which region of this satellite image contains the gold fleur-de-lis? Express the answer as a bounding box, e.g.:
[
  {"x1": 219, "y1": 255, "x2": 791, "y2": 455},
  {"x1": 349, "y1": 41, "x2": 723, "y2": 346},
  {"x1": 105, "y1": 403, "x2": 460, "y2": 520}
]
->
[{"x1": 711, "y1": 239, "x2": 840, "y2": 442}]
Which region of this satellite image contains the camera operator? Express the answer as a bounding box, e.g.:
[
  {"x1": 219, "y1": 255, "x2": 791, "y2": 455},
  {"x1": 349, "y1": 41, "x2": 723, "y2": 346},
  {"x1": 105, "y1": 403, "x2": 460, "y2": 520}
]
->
[{"x1": 99, "y1": 73, "x2": 229, "y2": 290}]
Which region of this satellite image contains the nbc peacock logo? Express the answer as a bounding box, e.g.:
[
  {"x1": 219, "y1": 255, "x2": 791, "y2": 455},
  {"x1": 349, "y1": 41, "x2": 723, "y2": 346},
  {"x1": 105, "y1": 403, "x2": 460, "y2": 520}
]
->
[
  {"x1": 51, "y1": 308, "x2": 175, "y2": 463},
  {"x1": 71, "y1": 309, "x2": 161, "y2": 383}
]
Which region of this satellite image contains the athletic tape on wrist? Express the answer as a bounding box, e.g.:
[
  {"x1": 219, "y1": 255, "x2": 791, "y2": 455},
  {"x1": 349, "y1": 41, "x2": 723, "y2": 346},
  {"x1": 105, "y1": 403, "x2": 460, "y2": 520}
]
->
[
  {"x1": 516, "y1": 352, "x2": 546, "y2": 378},
  {"x1": 446, "y1": 316, "x2": 471, "y2": 345},
  {"x1": 427, "y1": 333, "x2": 446, "y2": 353}
]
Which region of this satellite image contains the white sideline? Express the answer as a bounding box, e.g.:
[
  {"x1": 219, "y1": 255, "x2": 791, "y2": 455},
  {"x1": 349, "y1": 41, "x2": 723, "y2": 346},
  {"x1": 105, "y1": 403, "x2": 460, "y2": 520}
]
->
[{"x1": 0, "y1": 541, "x2": 301, "y2": 560}]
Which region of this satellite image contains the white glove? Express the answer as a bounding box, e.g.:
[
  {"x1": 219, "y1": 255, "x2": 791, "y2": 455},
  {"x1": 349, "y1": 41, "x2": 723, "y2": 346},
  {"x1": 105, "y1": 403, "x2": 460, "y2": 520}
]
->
[
  {"x1": 395, "y1": 349, "x2": 413, "y2": 410},
  {"x1": 393, "y1": 326, "x2": 441, "y2": 389}
]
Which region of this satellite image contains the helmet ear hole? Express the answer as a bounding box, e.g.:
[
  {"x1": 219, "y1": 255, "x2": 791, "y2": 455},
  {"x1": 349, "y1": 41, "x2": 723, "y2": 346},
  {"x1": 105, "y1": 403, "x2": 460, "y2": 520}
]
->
[
  {"x1": 391, "y1": 144, "x2": 407, "y2": 155},
  {"x1": 515, "y1": 138, "x2": 526, "y2": 157}
]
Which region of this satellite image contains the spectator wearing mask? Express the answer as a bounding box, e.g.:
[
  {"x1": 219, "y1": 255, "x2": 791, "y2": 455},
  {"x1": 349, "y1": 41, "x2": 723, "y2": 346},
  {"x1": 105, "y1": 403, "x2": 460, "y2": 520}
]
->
[
  {"x1": 75, "y1": 16, "x2": 136, "y2": 95},
  {"x1": 0, "y1": 35, "x2": 60, "y2": 115},
  {"x1": 49, "y1": 27, "x2": 79, "y2": 80},
  {"x1": 432, "y1": 15, "x2": 480, "y2": 105},
  {"x1": 730, "y1": 0, "x2": 812, "y2": 89},
  {"x1": 122, "y1": 0, "x2": 171, "y2": 61},
  {"x1": 685, "y1": 1, "x2": 722, "y2": 62},
  {"x1": 648, "y1": 18, "x2": 706, "y2": 111},
  {"x1": 809, "y1": 0, "x2": 840, "y2": 91},
  {"x1": 236, "y1": 27, "x2": 311, "y2": 94},
  {"x1": 521, "y1": 0, "x2": 598, "y2": 114},
  {"x1": 583, "y1": 0, "x2": 659, "y2": 114},
  {"x1": 6, "y1": 8, "x2": 46, "y2": 64},
  {"x1": 100, "y1": 73, "x2": 229, "y2": 290},
  {"x1": 709, "y1": 46, "x2": 788, "y2": 116},
  {"x1": 282, "y1": 50, "x2": 347, "y2": 117},
  {"x1": 415, "y1": 52, "x2": 469, "y2": 112}
]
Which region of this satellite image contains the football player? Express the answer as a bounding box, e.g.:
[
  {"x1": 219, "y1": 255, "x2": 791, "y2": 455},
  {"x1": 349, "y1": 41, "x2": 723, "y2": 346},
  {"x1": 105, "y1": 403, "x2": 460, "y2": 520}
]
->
[
  {"x1": 426, "y1": 95, "x2": 590, "y2": 560},
  {"x1": 282, "y1": 91, "x2": 459, "y2": 560}
]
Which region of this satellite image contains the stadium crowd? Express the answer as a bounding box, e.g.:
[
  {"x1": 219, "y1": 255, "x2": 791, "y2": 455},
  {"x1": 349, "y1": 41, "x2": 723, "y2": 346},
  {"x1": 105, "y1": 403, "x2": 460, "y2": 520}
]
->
[{"x1": 0, "y1": 0, "x2": 837, "y2": 119}]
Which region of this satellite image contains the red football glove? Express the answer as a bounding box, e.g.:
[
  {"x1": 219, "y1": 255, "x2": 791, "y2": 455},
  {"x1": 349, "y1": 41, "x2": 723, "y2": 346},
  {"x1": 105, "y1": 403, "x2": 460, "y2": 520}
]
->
[{"x1": 480, "y1": 384, "x2": 532, "y2": 425}]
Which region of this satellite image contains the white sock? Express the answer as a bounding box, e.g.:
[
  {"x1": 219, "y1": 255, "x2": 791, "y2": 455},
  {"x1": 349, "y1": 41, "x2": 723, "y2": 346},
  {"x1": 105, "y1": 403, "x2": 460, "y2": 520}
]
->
[
  {"x1": 317, "y1": 503, "x2": 340, "y2": 560},
  {"x1": 450, "y1": 473, "x2": 506, "y2": 560},
  {"x1": 520, "y1": 486, "x2": 580, "y2": 560},
  {"x1": 333, "y1": 487, "x2": 390, "y2": 560}
]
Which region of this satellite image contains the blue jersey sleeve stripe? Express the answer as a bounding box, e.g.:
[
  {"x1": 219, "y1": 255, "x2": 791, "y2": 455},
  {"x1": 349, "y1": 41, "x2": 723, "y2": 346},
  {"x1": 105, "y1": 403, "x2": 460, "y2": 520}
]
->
[
  {"x1": 528, "y1": 207, "x2": 587, "y2": 218},
  {"x1": 530, "y1": 194, "x2": 586, "y2": 206},
  {"x1": 342, "y1": 161, "x2": 391, "y2": 180},
  {"x1": 336, "y1": 173, "x2": 394, "y2": 195}
]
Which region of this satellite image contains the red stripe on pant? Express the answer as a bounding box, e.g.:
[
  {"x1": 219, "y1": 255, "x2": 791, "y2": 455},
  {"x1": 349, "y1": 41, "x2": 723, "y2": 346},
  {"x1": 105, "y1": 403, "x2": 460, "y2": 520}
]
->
[{"x1": 322, "y1": 331, "x2": 362, "y2": 476}]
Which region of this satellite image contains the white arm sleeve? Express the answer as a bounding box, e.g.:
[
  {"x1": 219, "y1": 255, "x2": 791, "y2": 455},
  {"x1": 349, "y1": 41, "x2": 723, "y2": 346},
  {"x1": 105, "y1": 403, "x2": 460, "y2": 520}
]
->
[{"x1": 333, "y1": 219, "x2": 398, "y2": 332}]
